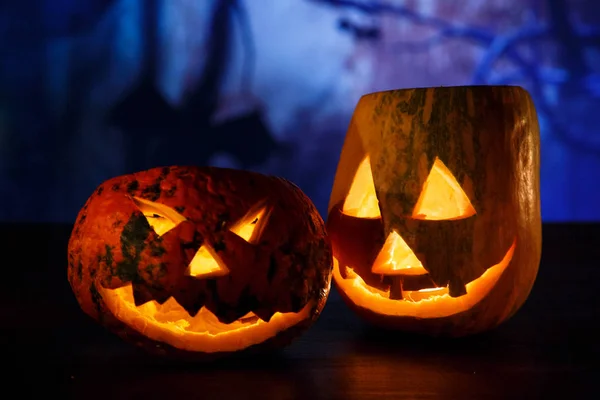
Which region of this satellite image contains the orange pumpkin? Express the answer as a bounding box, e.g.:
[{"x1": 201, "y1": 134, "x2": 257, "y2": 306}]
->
[
  {"x1": 68, "y1": 166, "x2": 332, "y2": 359},
  {"x1": 327, "y1": 86, "x2": 541, "y2": 336}
]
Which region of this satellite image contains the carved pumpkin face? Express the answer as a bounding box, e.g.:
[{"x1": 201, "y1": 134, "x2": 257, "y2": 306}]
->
[
  {"x1": 327, "y1": 86, "x2": 542, "y2": 336},
  {"x1": 68, "y1": 166, "x2": 332, "y2": 358}
]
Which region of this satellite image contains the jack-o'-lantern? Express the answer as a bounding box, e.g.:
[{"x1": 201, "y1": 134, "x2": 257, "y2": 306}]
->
[
  {"x1": 68, "y1": 166, "x2": 333, "y2": 359},
  {"x1": 327, "y1": 86, "x2": 541, "y2": 336}
]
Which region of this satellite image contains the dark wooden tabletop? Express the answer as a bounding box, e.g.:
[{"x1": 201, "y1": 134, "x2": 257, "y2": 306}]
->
[{"x1": 1, "y1": 223, "x2": 598, "y2": 399}]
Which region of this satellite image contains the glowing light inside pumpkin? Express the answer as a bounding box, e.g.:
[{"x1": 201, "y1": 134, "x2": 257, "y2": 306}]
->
[
  {"x1": 342, "y1": 156, "x2": 475, "y2": 221},
  {"x1": 342, "y1": 156, "x2": 380, "y2": 218},
  {"x1": 229, "y1": 205, "x2": 271, "y2": 243},
  {"x1": 371, "y1": 231, "x2": 427, "y2": 275},
  {"x1": 186, "y1": 245, "x2": 230, "y2": 278},
  {"x1": 101, "y1": 284, "x2": 313, "y2": 352},
  {"x1": 412, "y1": 157, "x2": 476, "y2": 220},
  {"x1": 404, "y1": 286, "x2": 449, "y2": 302},
  {"x1": 333, "y1": 240, "x2": 516, "y2": 318},
  {"x1": 132, "y1": 196, "x2": 187, "y2": 236},
  {"x1": 341, "y1": 154, "x2": 480, "y2": 290}
]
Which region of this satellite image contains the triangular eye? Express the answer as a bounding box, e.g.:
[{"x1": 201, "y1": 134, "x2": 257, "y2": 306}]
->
[
  {"x1": 186, "y1": 245, "x2": 229, "y2": 278},
  {"x1": 342, "y1": 156, "x2": 381, "y2": 218},
  {"x1": 132, "y1": 196, "x2": 187, "y2": 236},
  {"x1": 229, "y1": 203, "x2": 271, "y2": 244},
  {"x1": 371, "y1": 231, "x2": 427, "y2": 275},
  {"x1": 412, "y1": 157, "x2": 476, "y2": 220}
]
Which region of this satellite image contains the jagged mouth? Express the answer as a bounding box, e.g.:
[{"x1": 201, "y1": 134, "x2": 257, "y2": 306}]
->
[
  {"x1": 101, "y1": 284, "x2": 313, "y2": 335},
  {"x1": 333, "y1": 240, "x2": 515, "y2": 319}
]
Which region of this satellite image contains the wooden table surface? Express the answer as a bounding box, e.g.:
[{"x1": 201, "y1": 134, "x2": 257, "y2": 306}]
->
[{"x1": 1, "y1": 223, "x2": 598, "y2": 399}]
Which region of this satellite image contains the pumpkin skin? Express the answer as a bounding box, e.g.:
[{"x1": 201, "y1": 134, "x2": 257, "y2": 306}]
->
[
  {"x1": 68, "y1": 166, "x2": 333, "y2": 359},
  {"x1": 327, "y1": 86, "x2": 541, "y2": 337}
]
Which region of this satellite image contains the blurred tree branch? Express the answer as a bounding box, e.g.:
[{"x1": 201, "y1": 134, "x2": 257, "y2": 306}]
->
[{"x1": 309, "y1": 0, "x2": 600, "y2": 155}]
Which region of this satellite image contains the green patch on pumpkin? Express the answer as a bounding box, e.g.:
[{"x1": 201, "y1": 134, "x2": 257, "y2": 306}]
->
[{"x1": 116, "y1": 213, "x2": 151, "y2": 282}]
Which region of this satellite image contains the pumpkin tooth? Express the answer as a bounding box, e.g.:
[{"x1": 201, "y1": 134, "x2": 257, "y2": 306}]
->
[
  {"x1": 448, "y1": 278, "x2": 467, "y2": 298},
  {"x1": 172, "y1": 277, "x2": 208, "y2": 316},
  {"x1": 132, "y1": 281, "x2": 172, "y2": 305},
  {"x1": 172, "y1": 293, "x2": 206, "y2": 317},
  {"x1": 207, "y1": 304, "x2": 274, "y2": 324},
  {"x1": 132, "y1": 283, "x2": 156, "y2": 306},
  {"x1": 152, "y1": 291, "x2": 172, "y2": 305},
  {"x1": 101, "y1": 276, "x2": 130, "y2": 290},
  {"x1": 252, "y1": 308, "x2": 276, "y2": 322},
  {"x1": 238, "y1": 312, "x2": 260, "y2": 324},
  {"x1": 222, "y1": 312, "x2": 246, "y2": 324},
  {"x1": 203, "y1": 301, "x2": 250, "y2": 325}
]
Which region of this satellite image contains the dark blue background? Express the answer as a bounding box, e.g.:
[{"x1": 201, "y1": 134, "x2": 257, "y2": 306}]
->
[{"x1": 1, "y1": 0, "x2": 599, "y2": 222}]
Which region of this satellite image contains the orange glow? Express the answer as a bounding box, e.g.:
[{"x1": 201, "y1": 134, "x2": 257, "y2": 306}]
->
[
  {"x1": 412, "y1": 157, "x2": 476, "y2": 220},
  {"x1": 100, "y1": 284, "x2": 312, "y2": 353},
  {"x1": 229, "y1": 205, "x2": 271, "y2": 243},
  {"x1": 186, "y1": 245, "x2": 230, "y2": 278},
  {"x1": 342, "y1": 156, "x2": 381, "y2": 218},
  {"x1": 132, "y1": 196, "x2": 187, "y2": 236},
  {"x1": 333, "y1": 240, "x2": 516, "y2": 318},
  {"x1": 371, "y1": 231, "x2": 427, "y2": 275},
  {"x1": 404, "y1": 286, "x2": 449, "y2": 302}
]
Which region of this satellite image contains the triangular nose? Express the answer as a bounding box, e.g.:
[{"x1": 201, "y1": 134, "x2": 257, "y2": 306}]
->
[
  {"x1": 185, "y1": 245, "x2": 229, "y2": 278},
  {"x1": 371, "y1": 231, "x2": 427, "y2": 276}
]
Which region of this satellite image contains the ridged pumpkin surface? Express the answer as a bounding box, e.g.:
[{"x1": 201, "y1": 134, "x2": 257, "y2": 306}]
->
[
  {"x1": 327, "y1": 86, "x2": 541, "y2": 336},
  {"x1": 68, "y1": 166, "x2": 332, "y2": 358}
]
